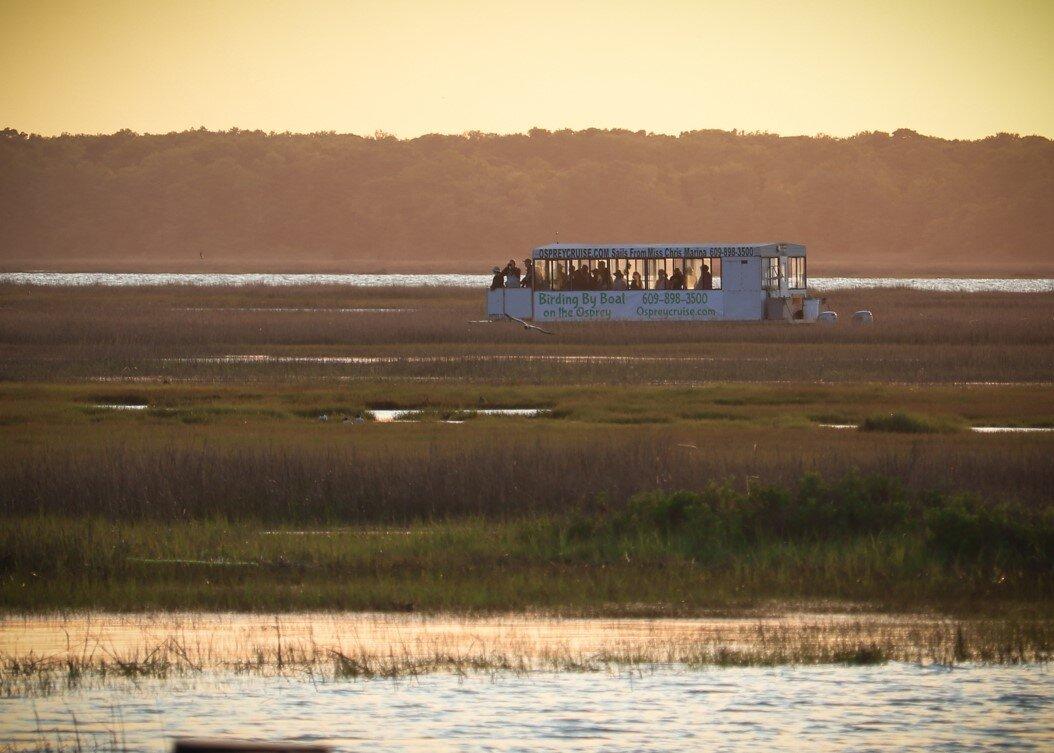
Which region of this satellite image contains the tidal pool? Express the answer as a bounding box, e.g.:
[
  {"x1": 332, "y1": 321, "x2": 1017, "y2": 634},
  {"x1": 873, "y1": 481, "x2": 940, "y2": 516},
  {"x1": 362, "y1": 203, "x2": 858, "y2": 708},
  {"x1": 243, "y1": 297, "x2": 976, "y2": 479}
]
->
[
  {"x1": 369, "y1": 408, "x2": 548, "y2": 422},
  {"x1": 819, "y1": 423, "x2": 1054, "y2": 433}
]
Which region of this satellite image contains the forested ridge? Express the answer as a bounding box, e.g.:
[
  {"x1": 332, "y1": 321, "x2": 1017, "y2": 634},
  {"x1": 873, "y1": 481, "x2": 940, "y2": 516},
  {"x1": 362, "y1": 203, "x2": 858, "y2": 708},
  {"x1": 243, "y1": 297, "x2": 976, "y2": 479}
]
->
[{"x1": 1, "y1": 126, "x2": 1051, "y2": 274}]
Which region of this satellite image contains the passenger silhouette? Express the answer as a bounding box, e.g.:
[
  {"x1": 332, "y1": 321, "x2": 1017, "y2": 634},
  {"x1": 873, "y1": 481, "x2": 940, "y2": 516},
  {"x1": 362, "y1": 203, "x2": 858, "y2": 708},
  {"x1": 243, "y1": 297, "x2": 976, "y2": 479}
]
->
[
  {"x1": 503, "y1": 259, "x2": 521, "y2": 288},
  {"x1": 520, "y1": 259, "x2": 535, "y2": 288},
  {"x1": 695, "y1": 264, "x2": 713, "y2": 290},
  {"x1": 669, "y1": 268, "x2": 685, "y2": 290},
  {"x1": 597, "y1": 262, "x2": 613, "y2": 290}
]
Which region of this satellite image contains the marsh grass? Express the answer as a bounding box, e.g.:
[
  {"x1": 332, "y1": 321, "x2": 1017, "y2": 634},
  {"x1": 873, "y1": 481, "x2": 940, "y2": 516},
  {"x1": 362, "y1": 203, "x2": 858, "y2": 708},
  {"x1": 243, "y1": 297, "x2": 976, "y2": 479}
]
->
[
  {"x1": 2, "y1": 418, "x2": 1052, "y2": 525},
  {"x1": 2, "y1": 469, "x2": 1050, "y2": 613},
  {"x1": 1, "y1": 285, "x2": 1052, "y2": 383},
  {"x1": 1, "y1": 614, "x2": 1050, "y2": 699},
  {"x1": 1, "y1": 285, "x2": 1052, "y2": 617}
]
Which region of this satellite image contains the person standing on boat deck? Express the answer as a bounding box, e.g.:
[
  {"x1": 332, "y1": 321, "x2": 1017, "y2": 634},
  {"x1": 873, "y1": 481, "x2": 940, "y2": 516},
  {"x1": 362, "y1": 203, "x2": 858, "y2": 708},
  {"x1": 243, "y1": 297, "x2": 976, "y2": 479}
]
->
[
  {"x1": 503, "y1": 259, "x2": 521, "y2": 288},
  {"x1": 694, "y1": 264, "x2": 713, "y2": 290},
  {"x1": 585, "y1": 266, "x2": 599, "y2": 290},
  {"x1": 612, "y1": 270, "x2": 628, "y2": 290},
  {"x1": 630, "y1": 271, "x2": 643, "y2": 290},
  {"x1": 490, "y1": 266, "x2": 504, "y2": 290},
  {"x1": 573, "y1": 263, "x2": 592, "y2": 291},
  {"x1": 654, "y1": 269, "x2": 670, "y2": 290},
  {"x1": 669, "y1": 268, "x2": 685, "y2": 290},
  {"x1": 553, "y1": 264, "x2": 568, "y2": 291},
  {"x1": 598, "y1": 262, "x2": 613, "y2": 290},
  {"x1": 520, "y1": 259, "x2": 535, "y2": 288}
]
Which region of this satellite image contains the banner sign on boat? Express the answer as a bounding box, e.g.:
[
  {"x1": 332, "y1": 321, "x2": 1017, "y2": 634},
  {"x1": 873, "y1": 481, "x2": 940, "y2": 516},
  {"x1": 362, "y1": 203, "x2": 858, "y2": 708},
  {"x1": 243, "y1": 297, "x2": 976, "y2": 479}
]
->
[
  {"x1": 534, "y1": 291, "x2": 722, "y2": 321},
  {"x1": 533, "y1": 245, "x2": 760, "y2": 261}
]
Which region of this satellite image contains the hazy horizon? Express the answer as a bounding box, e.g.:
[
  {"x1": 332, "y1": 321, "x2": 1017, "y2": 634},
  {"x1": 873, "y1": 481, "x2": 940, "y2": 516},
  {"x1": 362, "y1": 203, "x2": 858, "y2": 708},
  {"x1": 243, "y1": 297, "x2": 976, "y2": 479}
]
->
[
  {"x1": 4, "y1": 127, "x2": 1051, "y2": 276},
  {"x1": 4, "y1": 124, "x2": 1052, "y2": 142},
  {"x1": 2, "y1": 0, "x2": 1052, "y2": 140}
]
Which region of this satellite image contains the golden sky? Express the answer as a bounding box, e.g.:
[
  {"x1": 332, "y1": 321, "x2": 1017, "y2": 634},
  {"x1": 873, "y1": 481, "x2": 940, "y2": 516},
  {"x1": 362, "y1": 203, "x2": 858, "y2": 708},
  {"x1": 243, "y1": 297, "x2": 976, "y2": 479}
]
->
[{"x1": 1, "y1": 0, "x2": 1051, "y2": 138}]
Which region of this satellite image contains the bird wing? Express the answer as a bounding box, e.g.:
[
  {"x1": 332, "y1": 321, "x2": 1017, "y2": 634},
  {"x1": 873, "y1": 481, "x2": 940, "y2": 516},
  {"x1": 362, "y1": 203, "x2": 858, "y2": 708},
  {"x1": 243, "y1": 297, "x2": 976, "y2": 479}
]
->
[{"x1": 505, "y1": 314, "x2": 555, "y2": 335}]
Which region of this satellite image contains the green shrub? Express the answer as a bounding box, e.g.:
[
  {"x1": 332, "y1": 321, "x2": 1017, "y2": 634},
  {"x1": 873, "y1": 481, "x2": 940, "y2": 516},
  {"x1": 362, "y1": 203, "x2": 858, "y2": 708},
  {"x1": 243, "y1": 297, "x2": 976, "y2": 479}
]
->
[
  {"x1": 608, "y1": 471, "x2": 914, "y2": 548},
  {"x1": 596, "y1": 471, "x2": 1050, "y2": 572},
  {"x1": 924, "y1": 496, "x2": 1053, "y2": 570}
]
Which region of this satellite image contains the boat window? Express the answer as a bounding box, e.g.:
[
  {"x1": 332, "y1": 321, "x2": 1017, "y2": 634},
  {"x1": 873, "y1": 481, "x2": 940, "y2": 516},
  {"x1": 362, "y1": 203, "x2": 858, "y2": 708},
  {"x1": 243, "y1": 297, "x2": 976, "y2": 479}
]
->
[
  {"x1": 763, "y1": 257, "x2": 781, "y2": 291},
  {"x1": 537, "y1": 255, "x2": 725, "y2": 290},
  {"x1": 787, "y1": 257, "x2": 806, "y2": 290},
  {"x1": 533, "y1": 260, "x2": 548, "y2": 290},
  {"x1": 685, "y1": 258, "x2": 722, "y2": 290},
  {"x1": 642, "y1": 258, "x2": 656, "y2": 289},
  {"x1": 548, "y1": 260, "x2": 568, "y2": 290},
  {"x1": 616, "y1": 258, "x2": 645, "y2": 289}
]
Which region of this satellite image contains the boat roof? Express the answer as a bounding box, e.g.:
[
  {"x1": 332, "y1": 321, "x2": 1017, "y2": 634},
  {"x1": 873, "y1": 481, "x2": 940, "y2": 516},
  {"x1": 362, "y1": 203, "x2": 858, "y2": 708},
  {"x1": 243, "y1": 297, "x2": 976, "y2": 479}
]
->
[{"x1": 531, "y1": 242, "x2": 805, "y2": 260}]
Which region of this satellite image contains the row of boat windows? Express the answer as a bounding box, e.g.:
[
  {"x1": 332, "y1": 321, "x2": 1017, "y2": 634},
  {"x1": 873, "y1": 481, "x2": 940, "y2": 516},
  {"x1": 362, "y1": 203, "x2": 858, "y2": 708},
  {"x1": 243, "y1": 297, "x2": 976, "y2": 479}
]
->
[
  {"x1": 536, "y1": 258, "x2": 724, "y2": 291},
  {"x1": 767, "y1": 257, "x2": 807, "y2": 291},
  {"x1": 495, "y1": 257, "x2": 807, "y2": 291}
]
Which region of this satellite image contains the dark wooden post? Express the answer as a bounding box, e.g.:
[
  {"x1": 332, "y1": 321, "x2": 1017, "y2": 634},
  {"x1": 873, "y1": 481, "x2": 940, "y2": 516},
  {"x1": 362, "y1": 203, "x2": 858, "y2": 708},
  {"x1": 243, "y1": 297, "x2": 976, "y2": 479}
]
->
[{"x1": 173, "y1": 740, "x2": 330, "y2": 753}]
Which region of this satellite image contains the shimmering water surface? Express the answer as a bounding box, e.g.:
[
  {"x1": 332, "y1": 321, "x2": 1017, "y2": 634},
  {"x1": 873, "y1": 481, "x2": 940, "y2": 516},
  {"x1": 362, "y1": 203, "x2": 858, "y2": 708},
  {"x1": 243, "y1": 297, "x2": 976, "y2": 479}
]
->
[
  {"x1": 3, "y1": 271, "x2": 1053, "y2": 293},
  {"x1": 0, "y1": 612, "x2": 933, "y2": 659},
  {"x1": 369, "y1": 408, "x2": 547, "y2": 422},
  {"x1": 819, "y1": 423, "x2": 1054, "y2": 433},
  {"x1": 4, "y1": 665, "x2": 1050, "y2": 753},
  {"x1": 1, "y1": 614, "x2": 1051, "y2": 752}
]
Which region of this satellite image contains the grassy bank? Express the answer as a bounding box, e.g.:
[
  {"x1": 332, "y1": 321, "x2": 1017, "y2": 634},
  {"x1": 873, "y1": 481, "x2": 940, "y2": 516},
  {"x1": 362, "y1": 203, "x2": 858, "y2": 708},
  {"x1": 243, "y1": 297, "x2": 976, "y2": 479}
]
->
[{"x1": 2, "y1": 473, "x2": 1050, "y2": 613}]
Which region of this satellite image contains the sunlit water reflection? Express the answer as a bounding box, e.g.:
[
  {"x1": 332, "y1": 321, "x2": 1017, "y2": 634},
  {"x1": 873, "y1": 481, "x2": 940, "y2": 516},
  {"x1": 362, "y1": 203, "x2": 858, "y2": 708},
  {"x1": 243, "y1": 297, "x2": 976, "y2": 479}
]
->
[
  {"x1": 0, "y1": 612, "x2": 949, "y2": 660},
  {"x1": 2, "y1": 272, "x2": 1053, "y2": 293},
  {"x1": 1, "y1": 614, "x2": 1051, "y2": 751},
  {"x1": 818, "y1": 423, "x2": 1054, "y2": 433},
  {"x1": 3, "y1": 664, "x2": 1050, "y2": 752}
]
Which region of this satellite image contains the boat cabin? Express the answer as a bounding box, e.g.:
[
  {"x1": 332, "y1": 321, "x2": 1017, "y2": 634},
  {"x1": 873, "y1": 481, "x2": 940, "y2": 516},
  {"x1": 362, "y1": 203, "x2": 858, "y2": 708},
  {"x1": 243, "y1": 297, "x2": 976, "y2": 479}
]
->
[{"x1": 486, "y1": 242, "x2": 814, "y2": 322}]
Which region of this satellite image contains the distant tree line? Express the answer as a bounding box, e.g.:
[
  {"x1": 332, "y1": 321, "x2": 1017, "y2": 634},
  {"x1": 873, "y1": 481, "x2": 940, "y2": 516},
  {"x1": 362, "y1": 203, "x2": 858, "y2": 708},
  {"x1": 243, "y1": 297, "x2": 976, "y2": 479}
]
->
[{"x1": 1, "y1": 126, "x2": 1051, "y2": 271}]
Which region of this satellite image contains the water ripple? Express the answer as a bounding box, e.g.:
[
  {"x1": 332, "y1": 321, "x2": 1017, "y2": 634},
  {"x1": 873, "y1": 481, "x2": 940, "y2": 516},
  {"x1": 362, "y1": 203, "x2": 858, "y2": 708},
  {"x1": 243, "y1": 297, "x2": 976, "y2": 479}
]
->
[{"x1": 4, "y1": 665, "x2": 1050, "y2": 752}]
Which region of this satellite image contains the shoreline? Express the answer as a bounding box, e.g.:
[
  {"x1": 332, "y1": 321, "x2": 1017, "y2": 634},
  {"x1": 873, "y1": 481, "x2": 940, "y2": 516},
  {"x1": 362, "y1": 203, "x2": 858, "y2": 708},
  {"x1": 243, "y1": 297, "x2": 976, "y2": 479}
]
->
[{"x1": 3, "y1": 262, "x2": 1054, "y2": 280}]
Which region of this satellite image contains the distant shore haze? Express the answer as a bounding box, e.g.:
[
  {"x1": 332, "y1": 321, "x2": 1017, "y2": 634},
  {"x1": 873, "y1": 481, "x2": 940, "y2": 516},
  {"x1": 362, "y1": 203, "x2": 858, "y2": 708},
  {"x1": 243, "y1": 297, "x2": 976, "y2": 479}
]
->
[{"x1": 0, "y1": 127, "x2": 1050, "y2": 277}]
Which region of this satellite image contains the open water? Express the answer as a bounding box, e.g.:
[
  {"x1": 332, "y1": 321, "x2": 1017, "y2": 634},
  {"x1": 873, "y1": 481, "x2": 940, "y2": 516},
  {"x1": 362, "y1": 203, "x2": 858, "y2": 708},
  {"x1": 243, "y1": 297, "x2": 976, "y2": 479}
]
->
[
  {"x1": 1, "y1": 613, "x2": 1050, "y2": 752},
  {"x1": 2, "y1": 272, "x2": 1053, "y2": 293}
]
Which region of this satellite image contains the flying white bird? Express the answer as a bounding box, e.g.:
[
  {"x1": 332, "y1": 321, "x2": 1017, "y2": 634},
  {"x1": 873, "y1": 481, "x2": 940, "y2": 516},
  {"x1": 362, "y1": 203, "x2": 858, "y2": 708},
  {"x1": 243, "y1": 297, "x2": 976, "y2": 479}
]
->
[{"x1": 505, "y1": 314, "x2": 555, "y2": 335}]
